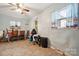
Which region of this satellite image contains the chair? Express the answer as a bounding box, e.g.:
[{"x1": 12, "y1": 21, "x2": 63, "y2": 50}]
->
[
  {"x1": 8, "y1": 30, "x2": 18, "y2": 41},
  {"x1": 33, "y1": 34, "x2": 41, "y2": 45},
  {"x1": 19, "y1": 31, "x2": 25, "y2": 40}
]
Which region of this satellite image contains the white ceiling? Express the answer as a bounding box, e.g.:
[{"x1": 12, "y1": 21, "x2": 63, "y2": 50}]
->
[
  {"x1": 0, "y1": 3, "x2": 52, "y2": 18},
  {"x1": 0, "y1": 3, "x2": 69, "y2": 20},
  {"x1": 23, "y1": 3, "x2": 52, "y2": 12}
]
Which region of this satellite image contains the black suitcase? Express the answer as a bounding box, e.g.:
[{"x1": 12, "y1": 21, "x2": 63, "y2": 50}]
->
[{"x1": 40, "y1": 37, "x2": 48, "y2": 48}]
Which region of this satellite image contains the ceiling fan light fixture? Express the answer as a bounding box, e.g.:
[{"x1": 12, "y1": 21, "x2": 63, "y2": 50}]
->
[
  {"x1": 9, "y1": 3, "x2": 30, "y2": 15},
  {"x1": 19, "y1": 4, "x2": 23, "y2": 7},
  {"x1": 16, "y1": 8, "x2": 22, "y2": 13}
]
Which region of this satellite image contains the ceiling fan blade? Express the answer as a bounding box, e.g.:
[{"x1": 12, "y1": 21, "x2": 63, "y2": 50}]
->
[
  {"x1": 16, "y1": 3, "x2": 20, "y2": 8},
  {"x1": 8, "y1": 3, "x2": 15, "y2": 6},
  {"x1": 21, "y1": 11, "x2": 24, "y2": 14},
  {"x1": 10, "y1": 8, "x2": 16, "y2": 10},
  {"x1": 23, "y1": 9, "x2": 29, "y2": 12}
]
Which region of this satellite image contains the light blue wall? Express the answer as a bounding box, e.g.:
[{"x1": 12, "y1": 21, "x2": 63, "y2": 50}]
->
[
  {"x1": 0, "y1": 13, "x2": 27, "y2": 31},
  {"x1": 33, "y1": 3, "x2": 79, "y2": 55}
]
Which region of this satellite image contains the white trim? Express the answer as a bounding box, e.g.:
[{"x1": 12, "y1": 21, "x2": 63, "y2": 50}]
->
[{"x1": 50, "y1": 46, "x2": 71, "y2": 56}]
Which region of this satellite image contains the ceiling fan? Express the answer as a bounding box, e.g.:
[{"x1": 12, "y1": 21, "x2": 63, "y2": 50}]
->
[{"x1": 8, "y1": 3, "x2": 30, "y2": 15}]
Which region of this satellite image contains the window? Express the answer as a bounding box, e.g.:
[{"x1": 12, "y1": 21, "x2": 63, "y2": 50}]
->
[
  {"x1": 10, "y1": 21, "x2": 21, "y2": 27},
  {"x1": 60, "y1": 20, "x2": 66, "y2": 28},
  {"x1": 51, "y1": 4, "x2": 78, "y2": 28},
  {"x1": 10, "y1": 21, "x2": 16, "y2": 26},
  {"x1": 16, "y1": 22, "x2": 21, "y2": 26},
  {"x1": 59, "y1": 9, "x2": 67, "y2": 18}
]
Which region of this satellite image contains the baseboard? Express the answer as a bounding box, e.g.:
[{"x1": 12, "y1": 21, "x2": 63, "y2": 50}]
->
[{"x1": 50, "y1": 46, "x2": 71, "y2": 56}]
